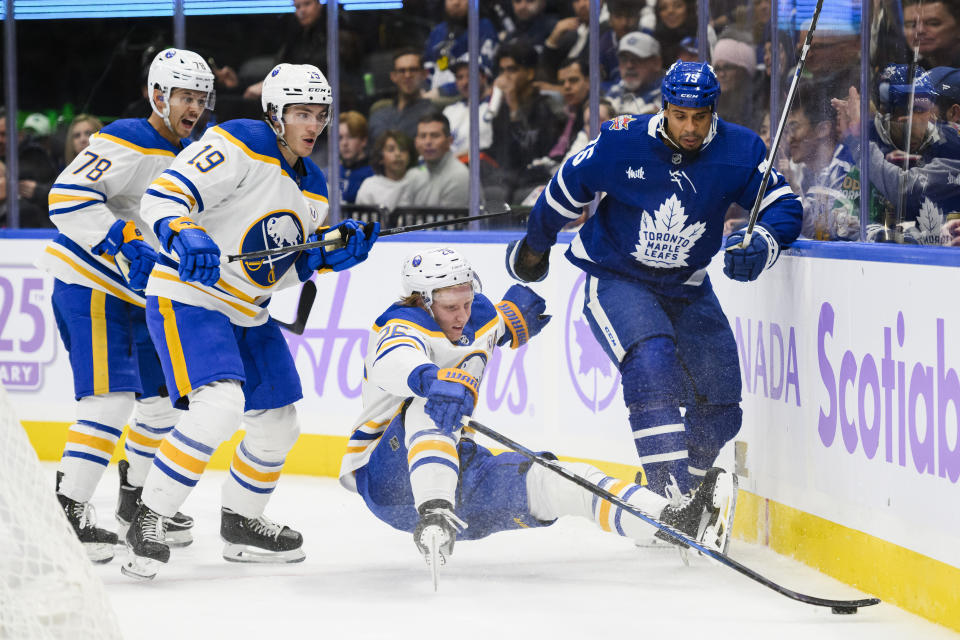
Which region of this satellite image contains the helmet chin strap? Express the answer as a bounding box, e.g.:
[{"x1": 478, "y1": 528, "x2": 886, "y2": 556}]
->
[
  {"x1": 267, "y1": 108, "x2": 291, "y2": 149},
  {"x1": 656, "y1": 109, "x2": 719, "y2": 153}
]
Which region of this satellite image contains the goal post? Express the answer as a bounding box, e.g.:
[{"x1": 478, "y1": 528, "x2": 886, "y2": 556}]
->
[{"x1": 0, "y1": 382, "x2": 123, "y2": 640}]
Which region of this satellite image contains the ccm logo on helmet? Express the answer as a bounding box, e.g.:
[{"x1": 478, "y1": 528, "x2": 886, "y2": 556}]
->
[{"x1": 680, "y1": 93, "x2": 698, "y2": 98}]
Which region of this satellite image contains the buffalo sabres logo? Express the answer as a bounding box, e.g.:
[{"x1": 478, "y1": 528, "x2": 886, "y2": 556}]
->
[
  {"x1": 609, "y1": 115, "x2": 636, "y2": 131},
  {"x1": 239, "y1": 211, "x2": 305, "y2": 288}
]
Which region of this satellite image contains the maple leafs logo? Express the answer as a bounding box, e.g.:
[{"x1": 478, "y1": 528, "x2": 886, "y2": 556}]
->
[
  {"x1": 916, "y1": 197, "x2": 946, "y2": 245},
  {"x1": 573, "y1": 318, "x2": 612, "y2": 378},
  {"x1": 632, "y1": 194, "x2": 706, "y2": 267}
]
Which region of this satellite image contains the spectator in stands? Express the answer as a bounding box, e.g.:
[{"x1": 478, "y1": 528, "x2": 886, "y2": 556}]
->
[
  {"x1": 599, "y1": 0, "x2": 644, "y2": 85},
  {"x1": 63, "y1": 114, "x2": 103, "y2": 166},
  {"x1": 16, "y1": 114, "x2": 57, "y2": 228},
  {"x1": 339, "y1": 111, "x2": 375, "y2": 204},
  {"x1": 928, "y1": 66, "x2": 960, "y2": 131},
  {"x1": 712, "y1": 38, "x2": 759, "y2": 128},
  {"x1": 424, "y1": 0, "x2": 499, "y2": 98},
  {"x1": 368, "y1": 49, "x2": 437, "y2": 155},
  {"x1": 0, "y1": 107, "x2": 6, "y2": 157},
  {"x1": 443, "y1": 54, "x2": 494, "y2": 159},
  {"x1": 654, "y1": 0, "x2": 714, "y2": 68},
  {"x1": 487, "y1": 39, "x2": 565, "y2": 204},
  {"x1": 405, "y1": 112, "x2": 470, "y2": 207},
  {"x1": 550, "y1": 58, "x2": 590, "y2": 161},
  {"x1": 676, "y1": 36, "x2": 701, "y2": 63},
  {"x1": 561, "y1": 98, "x2": 617, "y2": 166},
  {"x1": 605, "y1": 31, "x2": 663, "y2": 114},
  {"x1": 501, "y1": 0, "x2": 558, "y2": 54},
  {"x1": 786, "y1": 82, "x2": 858, "y2": 240},
  {"x1": 356, "y1": 130, "x2": 417, "y2": 211},
  {"x1": 903, "y1": 0, "x2": 960, "y2": 69},
  {"x1": 541, "y1": 0, "x2": 591, "y2": 81}
]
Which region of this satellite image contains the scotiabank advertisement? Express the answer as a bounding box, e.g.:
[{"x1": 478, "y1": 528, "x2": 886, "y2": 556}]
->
[{"x1": 3, "y1": 235, "x2": 959, "y2": 571}]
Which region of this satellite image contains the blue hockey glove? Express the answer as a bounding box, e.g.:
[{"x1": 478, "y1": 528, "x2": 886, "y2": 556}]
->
[
  {"x1": 505, "y1": 237, "x2": 549, "y2": 283},
  {"x1": 155, "y1": 216, "x2": 220, "y2": 286},
  {"x1": 305, "y1": 220, "x2": 380, "y2": 273},
  {"x1": 424, "y1": 368, "x2": 479, "y2": 434},
  {"x1": 92, "y1": 219, "x2": 158, "y2": 291},
  {"x1": 496, "y1": 284, "x2": 552, "y2": 348},
  {"x1": 723, "y1": 223, "x2": 780, "y2": 283}
]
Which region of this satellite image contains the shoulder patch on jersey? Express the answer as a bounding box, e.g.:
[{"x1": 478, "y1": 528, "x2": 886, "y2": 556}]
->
[
  {"x1": 608, "y1": 114, "x2": 637, "y2": 131},
  {"x1": 97, "y1": 118, "x2": 179, "y2": 155}
]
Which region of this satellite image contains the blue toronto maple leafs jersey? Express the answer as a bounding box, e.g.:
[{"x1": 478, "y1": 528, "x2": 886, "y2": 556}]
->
[{"x1": 526, "y1": 113, "x2": 803, "y2": 290}]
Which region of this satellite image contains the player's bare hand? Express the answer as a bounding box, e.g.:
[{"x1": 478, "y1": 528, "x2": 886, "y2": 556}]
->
[
  {"x1": 547, "y1": 17, "x2": 580, "y2": 47},
  {"x1": 244, "y1": 81, "x2": 263, "y2": 100},
  {"x1": 18, "y1": 179, "x2": 37, "y2": 199},
  {"x1": 944, "y1": 218, "x2": 960, "y2": 247},
  {"x1": 214, "y1": 66, "x2": 239, "y2": 89}
]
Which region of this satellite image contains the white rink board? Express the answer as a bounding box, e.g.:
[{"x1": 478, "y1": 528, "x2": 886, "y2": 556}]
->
[{"x1": 3, "y1": 235, "x2": 959, "y2": 572}]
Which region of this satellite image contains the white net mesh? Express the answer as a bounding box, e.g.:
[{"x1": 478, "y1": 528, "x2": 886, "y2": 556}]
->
[{"x1": 0, "y1": 383, "x2": 123, "y2": 640}]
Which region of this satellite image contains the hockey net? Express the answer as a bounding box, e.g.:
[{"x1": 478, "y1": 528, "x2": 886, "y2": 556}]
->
[{"x1": 0, "y1": 383, "x2": 123, "y2": 640}]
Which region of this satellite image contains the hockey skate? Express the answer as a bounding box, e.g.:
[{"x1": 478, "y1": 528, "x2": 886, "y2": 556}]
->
[
  {"x1": 121, "y1": 503, "x2": 170, "y2": 580},
  {"x1": 116, "y1": 459, "x2": 194, "y2": 547},
  {"x1": 220, "y1": 508, "x2": 305, "y2": 563},
  {"x1": 658, "y1": 467, "x2": 737, "y2": 556},
  {"x1": 413, "y1": 500, "x2": 467, "y2": 591},
  {"x1": 57, "y1": 493, "x2": 119, "y2": 564}
]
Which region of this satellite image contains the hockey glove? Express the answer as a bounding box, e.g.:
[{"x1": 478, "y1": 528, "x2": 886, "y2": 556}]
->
[
  {"x1": 505, "y1": 237, "x2": 549, "y2": 283},
  {"x1": 723, "y1": 223, "x2": 780, "y2": 283},
  {"x1": 156, "y1": 216, "x2": 221, "y2": 286},
  {"x1": 304, "y1": 220, "x2": 380, "y2": 273},
  {"x1": 424, "y1": 368, "x2": 479, "y2": 434},
  {"x1": 92, "y1": 219, "x2": 158, "y2": 291},
  {"x1": 496, "y1": 284, "x2": 552, "y2": 348}
]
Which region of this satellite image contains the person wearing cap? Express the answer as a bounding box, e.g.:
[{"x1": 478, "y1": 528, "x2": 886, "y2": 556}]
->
[
  {"x1": 442, "y1": 54, "x2": 495, "y2": 159},
  {"x1": 15, "y1": 113, "x2": 58, "y2": 228},
  {"x1": 928, "y1": 66, "x2": 960, "y2": 131},
  {"x1": 712, "y1": 38, "x2": 759, "y2": 128},
  {"x1": 605, "y1": 30, "x2": 663, "y2": 115}
]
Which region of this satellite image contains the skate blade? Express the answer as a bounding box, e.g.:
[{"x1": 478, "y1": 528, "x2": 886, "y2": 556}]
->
[
  {"x1": 634, "y1": 535, "x2": 678, "y2": 549},
  {"x1": 701, "y1": 472, "x2": 739, "y2": 558},
  {"x1": 84, "y1": 542, "x2": 116, "y2": 565},
  {"x1": 221, "y1": 543, "x2": 305, "y2": 564},
  {"x1": 420, "y1": 528, "x2": 445, "y2": 592},
  {"x1": 120, "y1": 554, "x2": 162, "y2": 580},
  {"x1": 165, "y1": 527, "x2": 194, "y2": 548}
]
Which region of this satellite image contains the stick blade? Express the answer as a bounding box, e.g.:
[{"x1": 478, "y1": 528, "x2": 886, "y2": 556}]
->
[{"x1": 275, "y1": 280, "x2": 317, "y2": 335}]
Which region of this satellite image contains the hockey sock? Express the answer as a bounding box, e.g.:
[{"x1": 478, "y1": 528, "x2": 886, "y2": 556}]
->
[
  {"x1": 58, "y1": 392, "x2": 135, "y2": 503},
  {"x1": 142, "y1": 380, "x2": 244, "y2": 517},
  {"x1": 405, "y1": 400, "x2": 459, "y2": 509},
  {"x1": 627, "y1": 405, "x2": 691, "y2": 495},
  {"x1": 222, "y1": 405, "x2": 300, "y2": 518},
  {"x1": 527, "y1": 462, "x2": 669, "y2": 540},
  {"x1": 125, "y1": 396, "x2": 182, "y2": 487}
]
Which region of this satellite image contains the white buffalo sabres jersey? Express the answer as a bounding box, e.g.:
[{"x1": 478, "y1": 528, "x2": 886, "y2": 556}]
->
[
  {"x1": 36, "y1": 119, "x2": 188, "y2": 307},
  {"x1": 140, "y1": 119, "x2": 329, "y2": 326},
  {"x1": 339, "y1": 295, "x2": 508, "y2": 492}
]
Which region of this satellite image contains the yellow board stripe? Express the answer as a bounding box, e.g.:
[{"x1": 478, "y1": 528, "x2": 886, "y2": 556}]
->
[
  {"x1": 94, "y1": 132, "x2": 176, "y2": 156},
  {"x1": 89, "y1": 290, "x2": 109, "y2": 395},
  {"x1": 66, "y1": 430, "x2": 116, "y2": 455},
  {"x1": 232, "y1": 452, "x2": 283, "y2": 483},
  {"x1": 407, "y1": 439, "x2": 458, "y2": 462},
  {"x1": 45, "y1": 246, "x2": 145, "y2": 307},
  {"x1": 157, "y1": 439, "x2": 208, "y2": 475},
  {"x1": 597, "y1": 479, "x2": 629, "y2": 532},
  {"x1": 152, "y1": 177, "x2": 196, "y2": 208},
  {"x1": 156, "y1": 297, "x2": 192, "y2": 398}
]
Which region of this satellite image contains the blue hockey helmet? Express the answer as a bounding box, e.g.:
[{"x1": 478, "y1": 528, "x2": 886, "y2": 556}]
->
[
  {"x1": 661, "y1": 61, "x2": 721, "y2": 110},
  {"x1": 875, "y1": 63, "x2": 934, "y2": 115}
]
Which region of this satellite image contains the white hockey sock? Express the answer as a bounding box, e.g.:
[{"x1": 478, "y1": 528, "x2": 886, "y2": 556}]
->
[
  {"x1": 526, "y1": 462, "x2": 669, "y2": 540},
  {"x1": 142, "y1": 380, "x2": 244, "y2": 517},
  {"x1": 404, "y1": 399, "x2": 459, "y2": 509},
  {"x1": 125, "y1": 396, "x2": 182, "y2": 487},
  {"x1": 58, "y1": 392, "x2": 134, "y2": 503},
  {"x1": 222, "y1": 405, "x2": 300, "y2": 518}
]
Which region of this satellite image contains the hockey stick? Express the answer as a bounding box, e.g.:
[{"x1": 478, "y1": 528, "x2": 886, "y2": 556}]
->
[
  {"x1": 729, "y1": 0, "x2": 825, "y2": 250},
  {"x1": 273, "y1": 279, "x2": 317, "y2": 335},
  {"x1": 467, "y1": 418, "x2": 882, "y2": 611},
  {"x1": 226, "y1": 205, "x2": 517, "y2": 263}
]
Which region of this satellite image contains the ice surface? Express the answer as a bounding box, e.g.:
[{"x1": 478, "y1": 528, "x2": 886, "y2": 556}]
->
[{"x1": 73, "y1": 468, "x2": 957, "y2": 640}]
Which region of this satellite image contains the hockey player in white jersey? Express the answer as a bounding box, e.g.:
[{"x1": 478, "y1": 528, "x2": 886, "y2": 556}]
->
[
  {"x1": 507, "y1": 61, "x2": 802, "y2": 503},
  {"x1": 339, "y1": 248, "x2": 736, "y2": 586},
  {"x1": 37, "y1": 48, "x2": 215, "y2": 562},
  {"x1": 123, "y1": 63, "x2": 379, "y2": 579}
]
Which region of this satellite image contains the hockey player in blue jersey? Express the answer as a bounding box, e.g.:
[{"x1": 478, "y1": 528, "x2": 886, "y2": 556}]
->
[
  {"x1": 340, "y1": 248, "x2": 737, "y2": 586},
  {"x1": 38, "y1": 48, "x2": 216, "y2": 562},
  {"x1": 122, "y1": 63, "x2": 379, "y2": 580},
  {"x1": 506, "y1": 61, "x2": 802, "y2": 501}
]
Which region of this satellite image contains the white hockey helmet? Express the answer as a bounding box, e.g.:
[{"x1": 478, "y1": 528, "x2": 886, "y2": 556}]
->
[
  {"x1": 262, "y1": 63, "x2": 333, "y2": 137},
  {"x1": 147, "y1": 48, "x2": 216, "y2": 132},
  {"x1": 401, "y1": 248, "x2": 481, "y2": 309}
]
